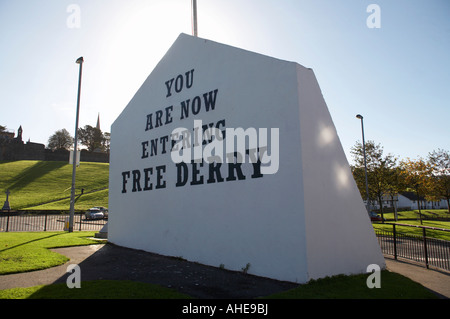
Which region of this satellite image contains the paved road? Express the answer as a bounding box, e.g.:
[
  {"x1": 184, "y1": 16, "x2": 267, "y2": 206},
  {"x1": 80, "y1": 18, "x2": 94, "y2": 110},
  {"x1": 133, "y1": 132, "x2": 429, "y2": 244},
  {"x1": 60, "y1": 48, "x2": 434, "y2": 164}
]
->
[{"x1": 0, "y1": 214, "x2": 106, "y2": 232}]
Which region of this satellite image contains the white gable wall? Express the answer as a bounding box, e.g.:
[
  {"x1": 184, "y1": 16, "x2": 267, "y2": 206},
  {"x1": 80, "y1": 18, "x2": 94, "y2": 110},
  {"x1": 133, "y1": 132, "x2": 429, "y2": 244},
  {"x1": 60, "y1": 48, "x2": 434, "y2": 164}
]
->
[
  {"x1": 109, "y1": 34, "x2": 311, "y2": 283},
  {"x1": 108, "y1": 34, "x2": 384, "y2": 283}
]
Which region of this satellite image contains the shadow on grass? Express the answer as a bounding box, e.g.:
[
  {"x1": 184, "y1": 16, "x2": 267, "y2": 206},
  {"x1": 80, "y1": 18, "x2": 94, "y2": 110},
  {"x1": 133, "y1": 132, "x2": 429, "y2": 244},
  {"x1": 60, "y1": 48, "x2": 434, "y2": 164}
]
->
[
  {"x1": 6, "y1": 161, "x2": 67, "y2": 193},
  {"x1": 28, "y1": 244, "x2": 298, "y2": 299},
  {"x1": 0, "y1": 233, "x2": 65, "y2": 253}
]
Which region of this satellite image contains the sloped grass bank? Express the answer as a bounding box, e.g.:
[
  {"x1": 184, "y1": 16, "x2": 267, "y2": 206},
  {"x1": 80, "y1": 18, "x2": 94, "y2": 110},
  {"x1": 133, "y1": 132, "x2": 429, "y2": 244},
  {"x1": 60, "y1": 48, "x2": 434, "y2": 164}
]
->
[{"x1": 0, "y1": 160, "x2": 109, "y2": 211}]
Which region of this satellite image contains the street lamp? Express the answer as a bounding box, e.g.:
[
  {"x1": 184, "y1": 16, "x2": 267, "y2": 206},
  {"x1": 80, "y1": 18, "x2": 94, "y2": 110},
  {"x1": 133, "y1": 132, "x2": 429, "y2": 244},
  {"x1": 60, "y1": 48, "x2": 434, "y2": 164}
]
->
[
  {"x1": 356, "y1": 114, "x2": 370, "y2": 214},
  {"x1": 69, "y1": 56, "x2": 84, "y2": 232}
]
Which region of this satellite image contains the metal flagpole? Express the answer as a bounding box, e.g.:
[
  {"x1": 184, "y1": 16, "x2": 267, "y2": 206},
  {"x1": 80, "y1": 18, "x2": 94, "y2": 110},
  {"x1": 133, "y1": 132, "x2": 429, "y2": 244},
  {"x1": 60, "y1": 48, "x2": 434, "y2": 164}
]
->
[{"x1": 192, "y1": 0, "x2": 198, "y2": 37}]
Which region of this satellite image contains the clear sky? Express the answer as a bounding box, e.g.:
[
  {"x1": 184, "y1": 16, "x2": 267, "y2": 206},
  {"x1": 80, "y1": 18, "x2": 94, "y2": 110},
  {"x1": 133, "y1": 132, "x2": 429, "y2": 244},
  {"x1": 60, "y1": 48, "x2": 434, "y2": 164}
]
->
[{"x1": 1, "y1": 0, "x2": 449, "y2": 164}]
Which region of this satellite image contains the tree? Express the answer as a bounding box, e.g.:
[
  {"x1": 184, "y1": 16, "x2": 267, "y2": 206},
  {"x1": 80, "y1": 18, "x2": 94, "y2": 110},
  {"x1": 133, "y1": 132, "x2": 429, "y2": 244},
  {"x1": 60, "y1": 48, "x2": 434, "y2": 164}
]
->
[
  {"x1": 383, "y1": 166, "x2": 407, "y2": 221},
  {"x1": 47, "y1": 129, "x2": 73, "y2": 150},
  {"x1": 427, "y1": 149, "x2": 450, "y2": 212},
  {"x1": 103, "y1": 132, "x2": 111, "y2": 153},
  {"x1": 77, "y1": 125, "x2": 108, "y2": 152},
  {"x1": 350, "y1": 140, "x2": 399, "y2": 220},
  {"x1": 399, "y1": 157, "x2": 433, "y2": 224}
]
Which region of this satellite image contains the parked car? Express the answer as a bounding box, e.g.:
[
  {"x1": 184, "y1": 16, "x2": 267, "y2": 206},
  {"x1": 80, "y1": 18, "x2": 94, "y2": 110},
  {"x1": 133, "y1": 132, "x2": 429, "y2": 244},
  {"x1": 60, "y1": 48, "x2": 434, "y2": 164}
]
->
[
  {"x1": 85, "y1": 207, "x2": 108, "y2": 220},
  {"x1": 96, "y1": 206, "x2": 108, "y2": 219},
  {"x1": 369, "y1": 211, "x2": 383, "y2": 221}
]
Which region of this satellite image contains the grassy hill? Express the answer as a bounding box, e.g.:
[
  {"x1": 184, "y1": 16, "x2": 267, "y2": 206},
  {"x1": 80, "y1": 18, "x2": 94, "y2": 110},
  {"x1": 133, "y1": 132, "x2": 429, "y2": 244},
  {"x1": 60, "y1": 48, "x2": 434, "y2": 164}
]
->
[{"x1": 0, "y1": 160, "x2": 109, "y2": 211}]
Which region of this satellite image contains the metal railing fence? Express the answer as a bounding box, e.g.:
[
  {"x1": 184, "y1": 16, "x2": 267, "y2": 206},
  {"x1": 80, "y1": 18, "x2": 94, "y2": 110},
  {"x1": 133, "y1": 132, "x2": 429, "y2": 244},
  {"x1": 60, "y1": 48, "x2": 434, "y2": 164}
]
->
[
  {"x1": 3, "y1": 212, "x2": 449, "y2": 271},
  {"x1": 0, "y1": 211, "x2": 107, "y2": 232},
  {"x1": 375, "y1": 223, "x2": 450, "y2": 272}
]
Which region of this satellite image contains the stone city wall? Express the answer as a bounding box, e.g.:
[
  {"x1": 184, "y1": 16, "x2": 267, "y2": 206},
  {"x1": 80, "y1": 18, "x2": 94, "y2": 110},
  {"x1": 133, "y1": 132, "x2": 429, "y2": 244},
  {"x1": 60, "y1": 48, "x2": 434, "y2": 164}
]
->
[{"x1": 0, "y1": 141, "x2": 109, "y2": 163}]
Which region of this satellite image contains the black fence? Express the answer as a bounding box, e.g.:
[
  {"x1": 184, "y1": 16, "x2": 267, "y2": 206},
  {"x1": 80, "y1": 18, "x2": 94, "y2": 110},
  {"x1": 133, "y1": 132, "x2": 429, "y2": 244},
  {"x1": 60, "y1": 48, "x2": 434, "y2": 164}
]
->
[
  {"x1": 0, "y1": 211, "x2": 107, "y2": 232},
  {"x1": 2, "y1": 212, "x2": 449, "y2": 272},
  {"x1": 375, "y1": 223, "x2": 450, "y2": 272}
]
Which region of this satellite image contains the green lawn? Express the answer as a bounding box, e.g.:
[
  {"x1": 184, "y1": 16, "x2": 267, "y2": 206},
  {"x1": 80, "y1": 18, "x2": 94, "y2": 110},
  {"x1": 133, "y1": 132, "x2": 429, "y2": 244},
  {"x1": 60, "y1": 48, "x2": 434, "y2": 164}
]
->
[
  {"x1": 0, "y1": 231, "x2": 439, "y2": 299},
  {"x1": 0, "y1": 231, "x2": 101, "y2": 275},
  {"x1": 381, "y1": 209, "x2": 450, "y2": 220},
  {"x1": 0, "y1": 160, "x2": 109, "y2": 211},
  {"x1": 372, "y1": 210, "x2": 450, "y2": 241}
]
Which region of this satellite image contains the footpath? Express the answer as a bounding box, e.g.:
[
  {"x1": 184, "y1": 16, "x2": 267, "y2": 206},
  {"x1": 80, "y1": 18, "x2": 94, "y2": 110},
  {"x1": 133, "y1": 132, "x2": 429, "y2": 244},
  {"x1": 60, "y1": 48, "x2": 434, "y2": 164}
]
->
[{"x1": 384, "y1": 256, "x2": 450, "y2": 299}]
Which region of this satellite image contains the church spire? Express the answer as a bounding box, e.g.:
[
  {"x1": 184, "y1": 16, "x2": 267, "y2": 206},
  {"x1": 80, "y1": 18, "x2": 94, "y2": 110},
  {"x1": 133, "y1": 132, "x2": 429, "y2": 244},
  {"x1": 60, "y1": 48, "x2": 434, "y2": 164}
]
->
[{"x1": 96, "y1": 113, "x2": 100, "y2": 130}]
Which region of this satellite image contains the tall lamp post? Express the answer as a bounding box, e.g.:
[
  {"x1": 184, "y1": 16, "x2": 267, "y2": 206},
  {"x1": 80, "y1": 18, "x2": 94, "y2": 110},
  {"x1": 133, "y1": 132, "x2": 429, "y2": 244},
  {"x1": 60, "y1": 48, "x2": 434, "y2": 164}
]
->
[
  {"x1": 69, "y1": 56, "x2": 84, "y2": 232},
  {"x1": 356, "y1": 114, "x2": 370, "y2": 214}
]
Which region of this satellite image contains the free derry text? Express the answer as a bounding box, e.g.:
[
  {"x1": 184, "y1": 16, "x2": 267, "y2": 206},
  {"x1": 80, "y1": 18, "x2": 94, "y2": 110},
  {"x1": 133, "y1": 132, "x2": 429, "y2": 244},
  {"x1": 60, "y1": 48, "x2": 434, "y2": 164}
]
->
[
  {"x1": 120, "y1": 68, "x2": 279, "y2": 194},
  {"x1": 121, "y1": 120, "x2": 279, "y2": 194}
]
